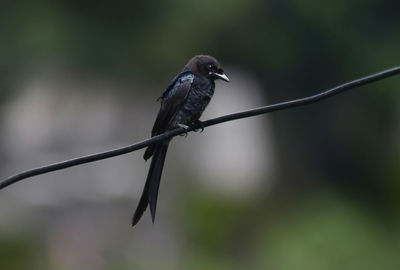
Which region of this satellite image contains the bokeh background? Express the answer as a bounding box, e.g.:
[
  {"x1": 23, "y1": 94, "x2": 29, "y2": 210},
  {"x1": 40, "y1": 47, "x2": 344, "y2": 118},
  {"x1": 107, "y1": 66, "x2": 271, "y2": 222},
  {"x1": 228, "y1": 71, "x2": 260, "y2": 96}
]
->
[{"x1": 1, "y1": 1, "x2": 400, "y2": 269}]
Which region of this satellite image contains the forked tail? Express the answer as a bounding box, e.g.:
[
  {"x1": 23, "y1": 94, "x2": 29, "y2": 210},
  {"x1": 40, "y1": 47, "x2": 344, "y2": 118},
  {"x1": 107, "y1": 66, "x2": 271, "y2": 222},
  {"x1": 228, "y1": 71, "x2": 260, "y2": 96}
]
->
[{"x1": 132, "y1": 143, "x2": 169, "y2": 226}]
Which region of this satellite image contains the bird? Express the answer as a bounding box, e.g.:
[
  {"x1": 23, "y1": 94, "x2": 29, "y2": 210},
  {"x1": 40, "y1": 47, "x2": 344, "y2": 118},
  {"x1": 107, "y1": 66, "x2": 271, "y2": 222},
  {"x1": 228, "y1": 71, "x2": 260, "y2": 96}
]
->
[{"x1": 132, "y1": 55, "x2": 229, "y2": 226}]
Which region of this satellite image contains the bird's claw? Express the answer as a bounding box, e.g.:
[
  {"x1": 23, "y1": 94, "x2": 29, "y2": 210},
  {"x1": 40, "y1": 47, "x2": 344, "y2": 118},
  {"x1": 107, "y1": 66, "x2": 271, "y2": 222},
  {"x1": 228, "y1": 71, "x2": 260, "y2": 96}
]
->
[
  {"x1": 191, "y1": 120, "x2": 205, "y2": 132},
  {"x1": 178, "y1": 124, "x2": 189, "y2": 137}
]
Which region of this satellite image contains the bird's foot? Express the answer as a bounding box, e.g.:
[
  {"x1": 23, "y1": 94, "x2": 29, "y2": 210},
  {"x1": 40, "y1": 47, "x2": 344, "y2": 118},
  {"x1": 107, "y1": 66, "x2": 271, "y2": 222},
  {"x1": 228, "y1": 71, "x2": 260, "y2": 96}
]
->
[
  {"x1": 191, "y1": 120, "x2": 205, "y2": 132},
  {"x1": 178, "y1": 124, "x2": 190, "y2": 137}
]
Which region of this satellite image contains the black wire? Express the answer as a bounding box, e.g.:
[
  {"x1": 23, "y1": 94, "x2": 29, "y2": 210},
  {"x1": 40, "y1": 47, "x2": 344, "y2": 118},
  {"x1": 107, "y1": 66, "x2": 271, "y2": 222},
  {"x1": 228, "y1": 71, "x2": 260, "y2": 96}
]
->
[{"x1": 1, "y1": 66, "x2": 400, "y2": 190}]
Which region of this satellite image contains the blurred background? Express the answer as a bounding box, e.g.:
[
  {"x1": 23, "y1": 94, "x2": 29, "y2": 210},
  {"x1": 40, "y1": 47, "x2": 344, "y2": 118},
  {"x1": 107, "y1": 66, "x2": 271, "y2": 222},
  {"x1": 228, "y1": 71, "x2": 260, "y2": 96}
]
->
[{"x1": 1, "y1": 1, "x2": 400, "y2": 269}]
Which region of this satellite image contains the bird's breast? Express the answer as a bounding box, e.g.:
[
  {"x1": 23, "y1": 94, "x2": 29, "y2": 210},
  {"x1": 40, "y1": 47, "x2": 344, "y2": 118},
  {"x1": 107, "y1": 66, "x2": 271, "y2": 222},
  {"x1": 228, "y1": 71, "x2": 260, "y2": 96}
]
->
[
  {"x1": 184, "y1": 84, "x2": 214, "y2": 112},
  {"x1": 170, "y1": 83, "x2": 215, "y2": 127}
]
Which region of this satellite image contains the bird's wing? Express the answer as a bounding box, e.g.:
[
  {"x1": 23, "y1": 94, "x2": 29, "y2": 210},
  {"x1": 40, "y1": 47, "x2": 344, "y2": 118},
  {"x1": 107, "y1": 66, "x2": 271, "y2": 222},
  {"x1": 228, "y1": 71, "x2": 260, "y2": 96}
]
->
[
  {"x1": 143, "y1": 71, "x2": 193, "y2": 160},
  {"x1": 158, "y1": 70, "x2": 192, "y2": 101},
  {"x1": 151, "y1": 71, "x2": 194, "y2": 136}
]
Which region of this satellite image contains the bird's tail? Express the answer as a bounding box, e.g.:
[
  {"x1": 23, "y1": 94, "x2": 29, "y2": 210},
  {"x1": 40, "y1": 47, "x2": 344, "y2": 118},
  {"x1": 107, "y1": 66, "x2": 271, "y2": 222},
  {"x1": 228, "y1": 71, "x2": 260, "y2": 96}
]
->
[{"x1": 132, "y1": 143, "x2": 169, "y2": 226}]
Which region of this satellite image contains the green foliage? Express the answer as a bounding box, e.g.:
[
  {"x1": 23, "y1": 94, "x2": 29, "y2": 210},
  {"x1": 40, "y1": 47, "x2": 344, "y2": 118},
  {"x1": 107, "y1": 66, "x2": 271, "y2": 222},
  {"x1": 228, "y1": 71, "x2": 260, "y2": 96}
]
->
[
  {"x1": 0, "y1": 234, "x2": 44, "y2": 270},
  {"x1": 256, "y1": 191, "x2": 400, "y2": 270}
]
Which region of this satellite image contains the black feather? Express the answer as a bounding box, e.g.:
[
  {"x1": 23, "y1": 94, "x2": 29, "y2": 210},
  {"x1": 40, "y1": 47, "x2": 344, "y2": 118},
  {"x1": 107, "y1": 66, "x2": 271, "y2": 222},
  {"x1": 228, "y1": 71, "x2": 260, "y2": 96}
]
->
[
  {"x1": 148, "y1": 144, "x2": 168, "y2": 222},
  {"x1": 132, "y1": 143, "x2": 169, "y2": 226},
  {"x1": 143, "y1": 72, "x2": 193, "y2": 161}
]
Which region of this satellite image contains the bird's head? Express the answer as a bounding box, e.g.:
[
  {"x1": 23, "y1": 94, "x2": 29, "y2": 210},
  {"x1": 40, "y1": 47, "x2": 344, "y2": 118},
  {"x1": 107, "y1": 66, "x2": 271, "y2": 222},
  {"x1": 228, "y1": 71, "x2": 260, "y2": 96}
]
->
[{"x1": 185, "y1": 55, "x2": 229, "y2": 82}]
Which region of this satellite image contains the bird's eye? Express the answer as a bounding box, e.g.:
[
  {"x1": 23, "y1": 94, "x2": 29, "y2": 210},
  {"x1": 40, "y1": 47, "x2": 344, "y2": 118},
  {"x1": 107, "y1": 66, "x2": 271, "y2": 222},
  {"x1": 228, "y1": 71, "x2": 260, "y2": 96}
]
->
[{"x1": 208, "y1": 64, "x2": 216, "y2": 71}]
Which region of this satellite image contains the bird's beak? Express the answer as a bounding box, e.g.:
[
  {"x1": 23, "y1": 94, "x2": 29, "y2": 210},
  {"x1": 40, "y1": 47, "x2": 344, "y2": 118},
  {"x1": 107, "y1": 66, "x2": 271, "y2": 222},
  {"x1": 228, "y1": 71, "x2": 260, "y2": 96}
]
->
[{"x1": 214, "y1": 72, "x2": 230, "y2": 82}]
